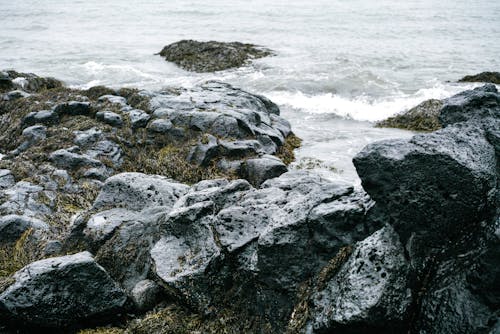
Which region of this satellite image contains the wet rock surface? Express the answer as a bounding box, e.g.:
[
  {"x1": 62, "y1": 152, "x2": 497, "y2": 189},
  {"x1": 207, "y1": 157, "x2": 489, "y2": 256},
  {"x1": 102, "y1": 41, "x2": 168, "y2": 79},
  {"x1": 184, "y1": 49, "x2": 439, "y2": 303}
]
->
[
  {"x1": 0, "y1": 251, "x2": 127, "y2": 328},
  {"x1": 0, "y1": 72, "x2": 499, "y2": 334},
  {"x1": 158, "y1": 39, "x2": 273, "y2": 72}
]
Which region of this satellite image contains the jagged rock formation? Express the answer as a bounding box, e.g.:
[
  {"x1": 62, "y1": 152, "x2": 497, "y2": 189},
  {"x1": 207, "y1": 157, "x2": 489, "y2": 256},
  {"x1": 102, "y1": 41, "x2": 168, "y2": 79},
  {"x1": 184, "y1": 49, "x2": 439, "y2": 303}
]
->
[
  {"x1": 158, "y1": 40, "x2": 273, "y2": 72},
  {"x1": 0, "y1": 73, "x2": 499, "y2": 334}
]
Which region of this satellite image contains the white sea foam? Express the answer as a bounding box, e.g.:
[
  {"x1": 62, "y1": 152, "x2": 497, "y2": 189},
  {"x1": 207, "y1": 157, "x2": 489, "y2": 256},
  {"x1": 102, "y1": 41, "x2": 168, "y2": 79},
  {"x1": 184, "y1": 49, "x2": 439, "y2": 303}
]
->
[{"x1": 267, "y1": 82, "x2": 482, "y2": 122}]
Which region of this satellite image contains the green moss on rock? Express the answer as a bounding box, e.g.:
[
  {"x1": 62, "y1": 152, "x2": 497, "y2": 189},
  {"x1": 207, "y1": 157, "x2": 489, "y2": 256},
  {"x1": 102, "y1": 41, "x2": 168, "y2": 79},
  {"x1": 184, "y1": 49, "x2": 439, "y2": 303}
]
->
[{"x1": 376, "y1": 99, "x2": 443, "y2": 132}]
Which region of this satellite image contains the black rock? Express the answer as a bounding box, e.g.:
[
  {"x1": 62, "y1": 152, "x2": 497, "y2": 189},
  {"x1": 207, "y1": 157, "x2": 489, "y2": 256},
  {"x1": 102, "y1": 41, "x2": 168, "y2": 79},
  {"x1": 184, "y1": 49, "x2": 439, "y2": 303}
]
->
[
  {"x1": 158, "y1": 40, "x2": 273, "y2": 72},
  {"x1": 353, "y1": 123, "x2": 497, "y2": 265},
  {"x1": 0, "y1": 251, "x2": 127, "y2": 328},
  {"x1": 439, "y1": 84, "x2": 499, "y2": 127},
  {"x1": 458, "y1": 71, "x2": 500, "y2": 84}
]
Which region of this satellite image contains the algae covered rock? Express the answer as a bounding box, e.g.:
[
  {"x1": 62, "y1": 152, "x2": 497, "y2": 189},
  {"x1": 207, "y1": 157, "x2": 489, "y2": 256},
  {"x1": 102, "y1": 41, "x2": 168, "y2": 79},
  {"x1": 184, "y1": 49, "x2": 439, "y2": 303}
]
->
[
  {"x1": 458, "y1": 71, "x2": 500, "y2": 84},
  {"x1": 158, "y1": 39, "x2": 273, "y2": 72},
  {"x1": 376, "y1": 98, "x2": 443, "y2": 131}
]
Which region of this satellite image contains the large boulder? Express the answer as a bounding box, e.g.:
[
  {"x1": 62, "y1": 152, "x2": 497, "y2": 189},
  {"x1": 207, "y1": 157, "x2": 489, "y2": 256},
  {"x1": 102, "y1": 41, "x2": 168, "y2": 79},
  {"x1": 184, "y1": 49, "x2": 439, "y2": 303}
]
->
[
  {"x1": 158, "y1": 40, "x2": 273, "y2": 72},
  {"x1": 353, "y1": 123, "x2": 497, "y2": 264},
  {"x1": 0, "y1": 251, "x2": 127, "y2": 328},
  {"x1": 150, "y1": 171, "x2": 377, "y2": 324}
]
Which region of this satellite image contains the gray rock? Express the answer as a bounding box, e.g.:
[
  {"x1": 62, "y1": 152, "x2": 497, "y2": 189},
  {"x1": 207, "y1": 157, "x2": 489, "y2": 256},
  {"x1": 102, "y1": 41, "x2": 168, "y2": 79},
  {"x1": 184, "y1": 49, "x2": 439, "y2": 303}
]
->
[
  {"x1": 187, "y1": 134, "x2": 219, "y2": 166},
  {"x1": 241, "y1": 155, "x2": 288, "y2": 187},
  {"x1": 3, "y1": 90, "x2": 30, "y2": 101},
  {"x1": 43, "y1": 240, "x2": 62, "y2": 256},
  {"x1": 0, "y1": 251, "x2": 127, "y2": 327},
  {"x1": 219, "y1": 140, "x2": 264, "y2": 158},
  {"x1": 439, "y1": 84, "x2": 499, "y2": 127},
  {"x1": 310, "y1": 226, "x2": 411, "y2": 332},
  {"x1": 151, "y1": 201, "x2": 221, "y2": 310},
  {"x1": 96, "y1": 111, "x2": 123, "y2": 127},
  {"x1": 131, "y1": 279, "x2": 161, "y2": 312},
  {"x1": 0, "y1": 181, "x2": 50, "y2": 218},
  {"x1": 92, "y1": 172, "x2": 189, "y2": 213},
  {"x1": 83, "y1": 208, "x2": 140, "y2": 247},
  {"x1": 86, "y1": 139, "x2": 123, "y2": 168},
  {"x1": 73, "y1": 127, "x2": 103, "y2": 147},
  {"x1": 22, "y1": 125, "x2": 46, "y2": 141},
  {"x1": 0, "y1": 169, "x2": 15, "y2": 189},
  {"x1": 127, "y1": 109, "x2": 150, "y2": 129},
  {"x1": 0, "y1": 214, "x2": 49, "y2": 244},
  {"x1": 83, "y1": 167, "x2": 109, "y2": 181},
  {"x1": 10, "y1": 125, "x2": 47, "y2": 155},
  {"x1": 147, "y1": 118, "x2": 172, "y2": 133},
  {"x1": 22, "y1": 109, "x2": 59, "y2": 127},
  {"x1": 49, "y1": 148, "x2": 103, "y2": 170},
  {"x1": 54, "y1": 101, "x2": 91, "y2": 116},
  {"x1": 98, "y1": 95, "x2": 127, "y2": 106}
]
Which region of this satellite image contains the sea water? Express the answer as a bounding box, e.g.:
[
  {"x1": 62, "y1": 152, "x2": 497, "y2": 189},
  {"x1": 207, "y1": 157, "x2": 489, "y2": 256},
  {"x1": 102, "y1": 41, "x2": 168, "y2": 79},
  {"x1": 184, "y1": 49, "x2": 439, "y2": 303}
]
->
[{"x1": 1, "y1": 0, "x2": 499, "y2": 183}]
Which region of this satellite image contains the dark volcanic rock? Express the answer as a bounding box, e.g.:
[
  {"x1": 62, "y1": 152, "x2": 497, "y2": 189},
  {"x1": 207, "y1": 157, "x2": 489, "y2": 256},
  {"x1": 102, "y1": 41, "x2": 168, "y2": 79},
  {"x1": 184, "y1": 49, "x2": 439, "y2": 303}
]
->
[
  {"x1": 353, "y1": 123, "x2": 497, "y2": 263},
  {"x1": 158, "y1": 40, "x2": 273, "y2": 72},
  {"x1": 240, "y1": 155, "x2": 288, "y2": 187},
  {"x1": 310, "y1": 226, "x2": 411, "y2": 333},
  {"x1": 439, "y1": 84, "x2": 499, "y2": 127},
  {"x1": 458, "y1": 71, "x2": 500, "y2": 84},
  {"x1": 376, "y1": 99, "x2": 443, "y2": 131},
  {"x1": 0, "y1": 251, "x2": 127, "y2": 328},
  {"x1": 150, "y1": 171, "x2": 377, "y2": 324}
]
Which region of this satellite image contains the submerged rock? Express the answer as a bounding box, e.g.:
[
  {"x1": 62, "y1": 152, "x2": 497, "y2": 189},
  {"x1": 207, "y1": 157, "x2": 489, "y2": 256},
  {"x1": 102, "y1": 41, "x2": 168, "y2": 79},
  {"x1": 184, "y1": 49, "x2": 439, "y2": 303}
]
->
[
  {"x1": 158, "y1": 40, "x2": 273, "y2": 72},
  {"x1": 376, "y1": 98, "x2": 443, "y2": 131},
  {"x1": 0, "y1": 251, "x2": 127, "y2": 328},
  {"x1": 458, "y1": 71, "x2": 500, "y2": 84}
]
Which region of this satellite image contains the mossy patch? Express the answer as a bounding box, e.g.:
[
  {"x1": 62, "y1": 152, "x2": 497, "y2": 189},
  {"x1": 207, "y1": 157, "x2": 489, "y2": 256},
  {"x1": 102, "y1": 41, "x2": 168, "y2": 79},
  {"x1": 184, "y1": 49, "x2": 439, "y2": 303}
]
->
[
  {"x1": 121, "y1": 141, "x2": 230, "y2": 184},
  {"x1": 0, "y1": 229, "x2": 45, "y2": 292},
  {"x1": 375, "y1": 99, "x2": 443, "y2": 132},
  {"x1": 277, "y1": 134, "x2": 302, "y2": 165}
]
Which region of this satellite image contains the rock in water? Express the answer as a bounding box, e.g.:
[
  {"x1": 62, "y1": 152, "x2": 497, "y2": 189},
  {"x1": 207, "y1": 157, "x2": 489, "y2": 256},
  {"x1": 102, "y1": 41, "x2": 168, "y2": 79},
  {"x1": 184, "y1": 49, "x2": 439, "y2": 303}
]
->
[
  {"x1": 376, "y1": 99, "x2": 443, "y2": 131},
  {"x1": 458, "y1": 71, "x2": 500, "y2": 84},
  {"x1": 0, "y1": 251, "x2": 127, "y2": 328},
  {"x1": 158, "y1": 40, "x2": 273, "y2": 72}
]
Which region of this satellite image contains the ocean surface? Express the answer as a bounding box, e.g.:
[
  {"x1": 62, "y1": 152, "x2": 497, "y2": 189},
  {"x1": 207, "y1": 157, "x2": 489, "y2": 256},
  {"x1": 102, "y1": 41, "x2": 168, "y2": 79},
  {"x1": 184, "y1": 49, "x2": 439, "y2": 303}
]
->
[{"x1": 1, "y1": 0, "x2": 499, "y2": 183}]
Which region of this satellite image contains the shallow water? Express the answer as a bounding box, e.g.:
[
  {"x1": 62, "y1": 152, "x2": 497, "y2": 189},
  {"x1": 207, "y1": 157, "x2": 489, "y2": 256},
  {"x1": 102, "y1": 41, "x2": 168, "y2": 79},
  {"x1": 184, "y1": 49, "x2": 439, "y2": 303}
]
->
[{"x1": 1, "y1": 0, "x2": 499, "y2": 183}]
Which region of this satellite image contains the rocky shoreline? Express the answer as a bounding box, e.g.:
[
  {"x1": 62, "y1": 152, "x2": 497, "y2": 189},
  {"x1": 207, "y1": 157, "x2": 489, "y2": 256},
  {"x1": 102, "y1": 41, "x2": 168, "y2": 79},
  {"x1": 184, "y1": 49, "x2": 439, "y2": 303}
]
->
[{"x1": 0, "y1": 70, "x2": 499, "y2": 334}]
